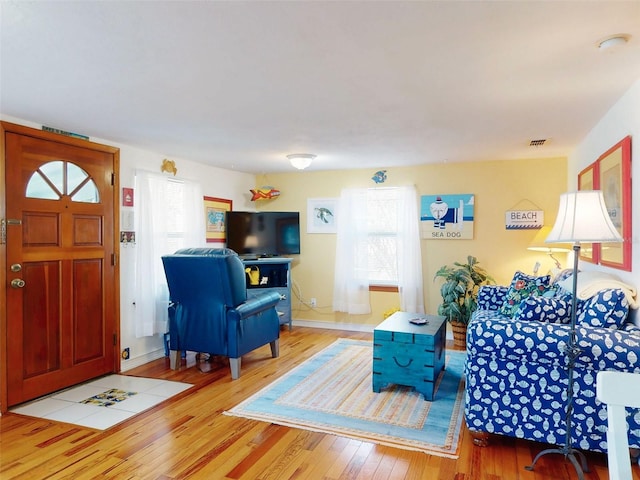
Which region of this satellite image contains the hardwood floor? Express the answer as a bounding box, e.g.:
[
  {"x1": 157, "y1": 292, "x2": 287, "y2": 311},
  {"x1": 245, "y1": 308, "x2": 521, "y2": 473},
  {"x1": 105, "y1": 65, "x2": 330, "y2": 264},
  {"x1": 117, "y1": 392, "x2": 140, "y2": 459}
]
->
[{"x1": 0, "y1": 326, "x2": 633, "y2": 479}]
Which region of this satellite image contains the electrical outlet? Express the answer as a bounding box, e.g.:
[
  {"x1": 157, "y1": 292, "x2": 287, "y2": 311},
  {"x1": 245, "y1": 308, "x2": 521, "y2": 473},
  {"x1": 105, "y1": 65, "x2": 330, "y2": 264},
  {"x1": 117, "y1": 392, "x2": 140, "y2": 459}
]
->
[
  {"x1": 121, "y1": 347, "x2": 130, "y2": 360},
  {"x1": 310, "y1": 297, "x2": 317, "y2": 307}
]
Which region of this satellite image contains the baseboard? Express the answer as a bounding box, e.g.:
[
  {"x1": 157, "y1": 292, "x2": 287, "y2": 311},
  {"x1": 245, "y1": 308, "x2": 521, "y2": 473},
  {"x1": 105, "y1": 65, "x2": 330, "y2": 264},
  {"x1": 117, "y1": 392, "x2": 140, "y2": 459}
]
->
[
  {"x1": 292, "y1": 318, "x2": 454, "y2": 339},
  {"x1": 120, "y1": 348, "x2": 166, "y2": 372},
  {"x1": 292, "y1": 319, "x2": 375, "y2": 333}
]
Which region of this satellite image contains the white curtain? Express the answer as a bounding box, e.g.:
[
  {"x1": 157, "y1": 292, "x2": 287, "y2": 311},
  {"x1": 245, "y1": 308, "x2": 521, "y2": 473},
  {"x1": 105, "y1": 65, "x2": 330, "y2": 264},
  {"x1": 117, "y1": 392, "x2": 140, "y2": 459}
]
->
[
  {"x1": 333, "y1": 188, "x2": 371, "y2": 314},
  {"x1": 134, "y1": 171, "x2": 205, "y2": 337},
  {"x1": 332, "y1": 186, "x2": 425, "y2": 315},
  {"x1": 396, "y1": 186, "x2": 425, "y2": 313}
]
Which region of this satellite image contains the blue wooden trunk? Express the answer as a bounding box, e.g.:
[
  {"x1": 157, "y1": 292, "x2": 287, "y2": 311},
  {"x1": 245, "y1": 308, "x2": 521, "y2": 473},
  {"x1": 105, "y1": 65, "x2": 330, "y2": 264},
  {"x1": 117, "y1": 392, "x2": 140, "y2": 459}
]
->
[{"x1": 372, "y1": 312, "x2": 446, "y2": 401}]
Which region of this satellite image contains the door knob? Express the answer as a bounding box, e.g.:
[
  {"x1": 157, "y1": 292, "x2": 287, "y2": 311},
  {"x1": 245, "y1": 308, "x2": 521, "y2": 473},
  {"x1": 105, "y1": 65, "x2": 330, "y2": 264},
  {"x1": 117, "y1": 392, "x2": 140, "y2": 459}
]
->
[{"x1": 11, "y1": 278, "x2": 25, "y2": 288}]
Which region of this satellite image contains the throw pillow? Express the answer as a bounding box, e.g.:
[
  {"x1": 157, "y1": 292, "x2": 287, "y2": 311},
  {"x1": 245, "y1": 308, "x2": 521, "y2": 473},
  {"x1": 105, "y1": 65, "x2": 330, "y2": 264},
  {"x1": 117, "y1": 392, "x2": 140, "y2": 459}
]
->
[
  {"x1": 577, "y1": 288, "x2": 629, "y2": 329},
  {"x1": 477, "y1": 285, "x2": 509, "y2": 311},
  {"x1": 514, "y1": 296, "x2": 572, "y2": 324},
  {"x1": 551, "y1": 268, "x2": 575, "y2": 285},
  {"x1": 622, "y1": 322, "x2": 640, "y2": 338},
  {"x1": 499, "y1": 271, "x2": 552, "y2": 317}
]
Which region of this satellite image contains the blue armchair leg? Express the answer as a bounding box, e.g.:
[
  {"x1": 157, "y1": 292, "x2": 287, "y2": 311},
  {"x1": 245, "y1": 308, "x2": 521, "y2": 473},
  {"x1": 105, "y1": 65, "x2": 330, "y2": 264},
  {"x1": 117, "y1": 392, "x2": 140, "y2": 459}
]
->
[
  {"x1": 230, "y1": 357, "x2": 241, "y2": 380},
  {"x1": 270, "y1": 339, "x2": 279, "y2": 358},
  {"x1": 170, "y1": 350, "x2": 182, "y2": 370}
]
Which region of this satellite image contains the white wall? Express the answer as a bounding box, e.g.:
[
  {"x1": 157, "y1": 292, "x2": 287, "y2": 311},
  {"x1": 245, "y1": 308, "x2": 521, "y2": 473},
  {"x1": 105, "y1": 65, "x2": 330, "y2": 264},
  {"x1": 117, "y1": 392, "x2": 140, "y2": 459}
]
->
[{"x1": 567, "y1": 77, "x2": 640, "y2": 287}]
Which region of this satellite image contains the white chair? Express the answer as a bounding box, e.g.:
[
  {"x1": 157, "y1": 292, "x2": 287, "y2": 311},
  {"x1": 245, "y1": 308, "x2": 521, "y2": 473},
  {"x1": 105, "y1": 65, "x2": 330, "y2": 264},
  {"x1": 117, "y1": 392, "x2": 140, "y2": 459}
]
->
[{"x1": 596, "y1": 370, "x2": 640, "y2": 480}]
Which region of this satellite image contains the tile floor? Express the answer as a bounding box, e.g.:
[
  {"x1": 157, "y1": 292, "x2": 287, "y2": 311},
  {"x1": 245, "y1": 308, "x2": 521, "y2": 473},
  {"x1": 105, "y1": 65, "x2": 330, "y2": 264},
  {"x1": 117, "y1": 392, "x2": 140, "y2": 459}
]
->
[{"x1": 10, "y1": 375, "x2": 192, "y2": 430}]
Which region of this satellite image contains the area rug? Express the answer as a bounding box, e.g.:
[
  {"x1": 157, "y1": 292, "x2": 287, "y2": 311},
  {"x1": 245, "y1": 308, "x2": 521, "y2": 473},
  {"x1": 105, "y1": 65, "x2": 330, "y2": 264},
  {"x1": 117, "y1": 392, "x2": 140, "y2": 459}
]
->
[{"x1": 224, "y1": 338, "x2": 466, "y2": 458}]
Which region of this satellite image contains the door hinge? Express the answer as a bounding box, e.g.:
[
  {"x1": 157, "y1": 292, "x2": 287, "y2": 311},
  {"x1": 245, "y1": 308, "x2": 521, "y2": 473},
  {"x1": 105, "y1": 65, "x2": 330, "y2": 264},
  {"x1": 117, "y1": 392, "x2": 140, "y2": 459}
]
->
[
  {"x1": 111, "y1": 253, "x2": 117, "y2": 266},
  {"x1": 111, "y1": 172, "x2": 115, "y2": 186},
  {"x1": 113, "y1": 333, "x2": 118, "y2": 346}
]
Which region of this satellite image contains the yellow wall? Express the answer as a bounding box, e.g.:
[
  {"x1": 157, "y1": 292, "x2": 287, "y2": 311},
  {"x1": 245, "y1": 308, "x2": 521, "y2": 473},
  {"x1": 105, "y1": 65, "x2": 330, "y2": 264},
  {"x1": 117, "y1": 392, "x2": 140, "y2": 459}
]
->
[{"x1": 257, "y1": 157, "x2": 567, "y2": 327}]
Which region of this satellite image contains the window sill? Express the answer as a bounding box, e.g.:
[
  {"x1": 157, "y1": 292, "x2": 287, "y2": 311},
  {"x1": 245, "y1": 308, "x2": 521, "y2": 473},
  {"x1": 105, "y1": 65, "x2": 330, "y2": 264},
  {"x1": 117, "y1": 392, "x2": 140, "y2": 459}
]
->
[{"x1": 369, "y1": 285, "x2": 398, "y2": 293}]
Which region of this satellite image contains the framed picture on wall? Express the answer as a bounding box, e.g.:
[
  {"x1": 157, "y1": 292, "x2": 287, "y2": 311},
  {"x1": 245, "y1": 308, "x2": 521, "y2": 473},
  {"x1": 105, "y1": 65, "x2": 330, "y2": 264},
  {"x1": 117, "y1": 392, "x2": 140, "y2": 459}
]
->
[
  {"x1": 204, "y1": 196, "x2": 232, "y2": 243},
  {"x1": 577, "y1": 162, "x2": 599, "y2": 264},
  {"x1": 420, "y1": 194, "x2": 475, "y2": 240},
  {"x1": 307, "y1": 198, "x2": 338, "y2": 233},
  {"x1": 598, "y1": 136, "x2": 632, "y2": 270}
]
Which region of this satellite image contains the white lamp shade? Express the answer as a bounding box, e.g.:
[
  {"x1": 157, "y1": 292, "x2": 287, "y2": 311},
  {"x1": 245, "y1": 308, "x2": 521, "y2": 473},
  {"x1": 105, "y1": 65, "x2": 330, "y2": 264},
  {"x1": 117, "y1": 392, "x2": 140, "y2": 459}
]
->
[
  {"x1": 528, "y1": 225, "x2": 571, "y2": 252},
  {"x1": 546, "y1": 190, "x2": 622, "y2": 244}
]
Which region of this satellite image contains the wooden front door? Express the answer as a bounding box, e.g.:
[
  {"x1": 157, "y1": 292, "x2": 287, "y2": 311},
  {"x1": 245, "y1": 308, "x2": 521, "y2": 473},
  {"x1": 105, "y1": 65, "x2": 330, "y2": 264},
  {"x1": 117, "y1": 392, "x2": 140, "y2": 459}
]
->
[{"x1": 1, "y1": 122, "x2": 120, "y2": 409}]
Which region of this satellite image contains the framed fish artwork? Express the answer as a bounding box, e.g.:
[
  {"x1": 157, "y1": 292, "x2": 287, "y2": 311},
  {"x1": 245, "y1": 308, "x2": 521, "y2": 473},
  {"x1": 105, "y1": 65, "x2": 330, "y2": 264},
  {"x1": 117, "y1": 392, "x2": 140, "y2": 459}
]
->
[
  {"x1": 204, "y1": 196, "x2": 232, "y2": 243},
  {"x1": 307, "y1": 198, "x2": 338, "y2": 234}
]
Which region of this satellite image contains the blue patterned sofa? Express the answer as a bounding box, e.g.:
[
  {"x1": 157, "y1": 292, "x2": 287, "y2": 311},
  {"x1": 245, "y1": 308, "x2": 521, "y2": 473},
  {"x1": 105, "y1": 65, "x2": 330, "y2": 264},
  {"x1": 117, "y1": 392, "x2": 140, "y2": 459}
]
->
[{"x1": 465, "y1": 270, "x2": 640, "y2": 453}]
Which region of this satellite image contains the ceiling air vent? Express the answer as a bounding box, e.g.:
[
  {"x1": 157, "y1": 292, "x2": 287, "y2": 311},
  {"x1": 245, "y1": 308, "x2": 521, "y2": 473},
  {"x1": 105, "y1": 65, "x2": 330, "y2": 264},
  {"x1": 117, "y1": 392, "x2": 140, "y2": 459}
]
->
[{"x1": 529, "y1": 139, "x2": 547, "y2": 147}]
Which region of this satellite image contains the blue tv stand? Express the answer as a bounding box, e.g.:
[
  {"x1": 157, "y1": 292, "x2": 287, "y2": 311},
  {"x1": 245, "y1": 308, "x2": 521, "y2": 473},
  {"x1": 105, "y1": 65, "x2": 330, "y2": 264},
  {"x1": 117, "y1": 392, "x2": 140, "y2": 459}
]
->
[{"x1": 243, "y1": 257, "x2": 293, "y2": 330}]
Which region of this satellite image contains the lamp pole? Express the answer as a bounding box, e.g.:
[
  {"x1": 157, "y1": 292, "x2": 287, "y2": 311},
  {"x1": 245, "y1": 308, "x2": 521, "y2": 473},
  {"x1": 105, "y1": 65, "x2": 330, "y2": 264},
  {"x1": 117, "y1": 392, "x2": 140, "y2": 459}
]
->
[
  {"x1": 525, "y1": 243, "x2": 589, "y2": 479},
  {"x1": 526, "y1": 190, "x2": 623, "y2": 478}
]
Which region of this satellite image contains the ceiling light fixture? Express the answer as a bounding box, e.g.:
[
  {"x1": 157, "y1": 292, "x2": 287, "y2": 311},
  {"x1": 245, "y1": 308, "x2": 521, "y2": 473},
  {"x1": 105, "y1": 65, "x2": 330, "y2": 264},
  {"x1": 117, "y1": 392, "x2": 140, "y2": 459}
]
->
[
  {"x1": 287, "y1": 153, "x2": 316, "y2": 170},
  {"x1": 597, "y1": 34, "x2": 630, "y2": 51}
]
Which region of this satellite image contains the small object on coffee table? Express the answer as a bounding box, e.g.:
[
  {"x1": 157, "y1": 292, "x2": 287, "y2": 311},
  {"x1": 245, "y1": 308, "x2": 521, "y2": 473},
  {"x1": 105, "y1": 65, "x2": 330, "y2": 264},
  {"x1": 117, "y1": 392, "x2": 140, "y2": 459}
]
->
[{"x1": 409, "y1": 317, "x2": 428, "y2": 325}]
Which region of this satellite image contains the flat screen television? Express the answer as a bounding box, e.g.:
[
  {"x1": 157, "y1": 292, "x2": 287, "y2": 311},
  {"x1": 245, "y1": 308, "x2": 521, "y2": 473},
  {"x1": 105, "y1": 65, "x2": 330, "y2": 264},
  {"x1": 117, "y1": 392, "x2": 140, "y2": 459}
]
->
[{"x1": 226, "y1": 211, "x2": 300, "y2": 257}]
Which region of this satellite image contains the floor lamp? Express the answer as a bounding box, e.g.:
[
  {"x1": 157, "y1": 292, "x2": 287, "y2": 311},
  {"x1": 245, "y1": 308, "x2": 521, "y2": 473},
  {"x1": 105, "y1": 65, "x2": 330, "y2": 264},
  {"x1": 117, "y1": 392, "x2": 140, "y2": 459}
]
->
[{"x1": 525, "y1": 190, "x2": 623, "y2": 479}]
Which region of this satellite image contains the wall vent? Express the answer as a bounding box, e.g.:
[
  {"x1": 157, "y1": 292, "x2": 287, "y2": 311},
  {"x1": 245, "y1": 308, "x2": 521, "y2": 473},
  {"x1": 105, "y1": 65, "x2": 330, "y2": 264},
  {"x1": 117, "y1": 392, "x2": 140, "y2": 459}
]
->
[{"x1": 529, "y1": 139, "x2": 547, "y2": 147}]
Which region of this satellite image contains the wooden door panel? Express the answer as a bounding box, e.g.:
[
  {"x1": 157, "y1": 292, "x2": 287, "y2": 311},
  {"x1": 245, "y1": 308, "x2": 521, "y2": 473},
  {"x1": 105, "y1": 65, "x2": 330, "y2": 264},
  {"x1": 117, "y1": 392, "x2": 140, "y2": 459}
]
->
[
  {"x1": 2, "y1": 122, "x2": 120, "y2": 410},
  {"x1": 22, "y1": 261, "x2": 61, "y2": 378},
  {"x1": 23, "y1": 212, "x2": 60, "y2": 246},
  {"x1": 73, "y1": 258, "x2": 104, "y2": 363},
  {"x1": 73, "y1": 215, "x2": 103, "y2": 245}
]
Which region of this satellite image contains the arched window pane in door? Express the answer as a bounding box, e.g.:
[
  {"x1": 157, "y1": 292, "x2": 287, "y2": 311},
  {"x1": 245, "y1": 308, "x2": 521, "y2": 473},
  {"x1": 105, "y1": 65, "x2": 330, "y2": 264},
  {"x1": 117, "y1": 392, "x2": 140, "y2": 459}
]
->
[
  {"x1": 40, "y1": 160, "x2": 64, "y2": 193},
  {"x1": 25, "y1": 171, "x2": 61, "y2": 200},
  {"x1": 26, "y1": 160, "x2": 100, "y2": 203},
  {"x1": 72, "y1": 181, "x2": 100, "y2": 203},
  {"x1": 67, "y1": 163, "x2": 88, "y2": 193}
]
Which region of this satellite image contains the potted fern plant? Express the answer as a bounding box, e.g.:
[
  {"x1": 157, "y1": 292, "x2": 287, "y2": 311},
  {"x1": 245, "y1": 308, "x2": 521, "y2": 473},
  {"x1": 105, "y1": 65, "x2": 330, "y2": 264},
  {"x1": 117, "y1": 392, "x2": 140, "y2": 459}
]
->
[{"x1": 434, "y1": 255, "x2": 494, "y2": 348}]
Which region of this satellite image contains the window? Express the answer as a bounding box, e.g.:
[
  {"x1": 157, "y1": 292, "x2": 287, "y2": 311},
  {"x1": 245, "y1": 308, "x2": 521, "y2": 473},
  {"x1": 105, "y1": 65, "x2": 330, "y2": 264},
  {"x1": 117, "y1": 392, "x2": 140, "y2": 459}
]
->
[
  {"x1": 133, "y1": 171, "x2": 205, "y2": 337},
  {"x1": 164, "y1": 179, "x2": 193, "y2": 253},
  {"x1": 366, "y1": 188, "x2": 398, "y2": 286},
  {"x1": 333, "y1": 186, "x2": 424, "y2": 314}
]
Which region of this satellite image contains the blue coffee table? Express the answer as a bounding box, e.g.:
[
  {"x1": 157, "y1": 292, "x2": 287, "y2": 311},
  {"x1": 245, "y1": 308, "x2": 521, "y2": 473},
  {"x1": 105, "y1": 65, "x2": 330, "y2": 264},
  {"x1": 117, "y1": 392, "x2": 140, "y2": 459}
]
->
[{"x1": 372, "y1": 311, "x2": 446, "y2": 401}]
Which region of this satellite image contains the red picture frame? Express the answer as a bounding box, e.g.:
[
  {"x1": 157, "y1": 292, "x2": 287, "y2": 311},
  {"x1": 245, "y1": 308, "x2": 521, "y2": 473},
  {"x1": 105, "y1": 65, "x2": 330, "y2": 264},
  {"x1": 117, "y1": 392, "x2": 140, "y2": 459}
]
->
[
  {"x1": 597, "y1": 136, "x2": 632, "y2": 271},
  {"x1": 122, "y1": 187, "x2": 134, "y2": 207},
  {"x1": 577, "y1": 136, "x2": 632, "y2": 271}
]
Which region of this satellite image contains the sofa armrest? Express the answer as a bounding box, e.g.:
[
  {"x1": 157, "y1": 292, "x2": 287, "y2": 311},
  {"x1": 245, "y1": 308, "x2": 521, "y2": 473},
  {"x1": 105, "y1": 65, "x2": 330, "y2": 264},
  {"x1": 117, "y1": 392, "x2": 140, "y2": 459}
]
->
[
  {"x1": 467, "y1": 317, "x2": 640, "y2": 372},
  {"x1": 477, "y1": 285, "x2": 509, "y2": 311},
  {"x1": 468, "y1": 318, "x2": 565, "y2": 368}
]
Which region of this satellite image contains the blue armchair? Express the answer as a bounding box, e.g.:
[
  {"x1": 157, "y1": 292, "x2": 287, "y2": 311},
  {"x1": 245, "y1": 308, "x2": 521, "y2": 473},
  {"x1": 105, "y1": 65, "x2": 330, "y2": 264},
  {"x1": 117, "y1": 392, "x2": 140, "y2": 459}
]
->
[{"x1": 161, "y1": 248, "x2": 281, "y2": 379}]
